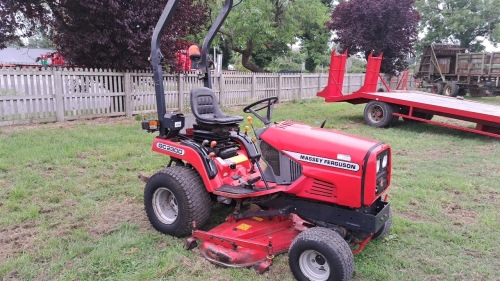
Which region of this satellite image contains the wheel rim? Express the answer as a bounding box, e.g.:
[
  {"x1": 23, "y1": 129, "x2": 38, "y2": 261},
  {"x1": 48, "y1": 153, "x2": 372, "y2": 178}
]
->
[
  {"x1": 298, "y1": 250, "x2": 331, "y2": 281},
  {"x1": 367, "y1": 104, "x2": 384, "y2": 124},
  {"x1": 152, "y1": 187, "x2": 178, "y2": 225},
  {"x1": 444, "y1": 87, "x2": 451, "y2": 96}
]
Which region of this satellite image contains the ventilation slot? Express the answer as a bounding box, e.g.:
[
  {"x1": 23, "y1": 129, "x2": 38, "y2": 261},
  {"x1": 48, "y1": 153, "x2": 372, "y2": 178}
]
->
[
  {"x1": 277, "y1": 121, "x2": 295, "y2": 128},
  {"x1": 310, "y1": 179, "x2": 335, "y2": 198},
  {"x1": 289, "y1": 158, "x2": 302, "y2": 181}
]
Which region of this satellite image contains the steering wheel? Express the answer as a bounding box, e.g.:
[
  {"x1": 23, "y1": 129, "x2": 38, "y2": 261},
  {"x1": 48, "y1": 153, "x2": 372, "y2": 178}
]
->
[{"x1": 243, "y1": 96, "x2": 278, "y2": 125}]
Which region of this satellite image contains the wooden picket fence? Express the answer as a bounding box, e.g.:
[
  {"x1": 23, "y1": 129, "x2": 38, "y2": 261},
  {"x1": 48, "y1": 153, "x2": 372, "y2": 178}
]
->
[{"x1": 0, "y1": 67, "x2": 417, "y2": 126}]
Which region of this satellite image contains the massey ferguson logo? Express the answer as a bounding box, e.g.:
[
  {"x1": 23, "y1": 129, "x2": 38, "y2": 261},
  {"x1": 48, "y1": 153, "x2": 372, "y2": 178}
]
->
[
  {"x1": 156, "y1": 142, "x2": 185, "y2": 155},
  {"x1": 285, "y1": 151, "x2": 360, "y2": 172}
]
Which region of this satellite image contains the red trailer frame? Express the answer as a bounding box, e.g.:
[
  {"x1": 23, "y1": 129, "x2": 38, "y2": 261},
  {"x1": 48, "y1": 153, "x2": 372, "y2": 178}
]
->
[{"x1": 318, "y1": 51, "x2": 500, "y2": 139}]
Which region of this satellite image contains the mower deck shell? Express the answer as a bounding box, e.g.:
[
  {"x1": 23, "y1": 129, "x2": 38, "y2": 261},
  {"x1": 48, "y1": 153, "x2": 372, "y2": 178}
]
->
[{"x1": 192, "y1": 212, "x2": 305, "y2": 268}]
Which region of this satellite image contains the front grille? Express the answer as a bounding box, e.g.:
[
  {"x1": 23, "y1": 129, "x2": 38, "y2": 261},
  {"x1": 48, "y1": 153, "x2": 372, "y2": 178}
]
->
[
  {"x1": 311, "y1": 179, "x2": 335, "y2": 198},
  {"x1": 376, "y1": 171, "x2": 388, "y2": 195},
  {"x1": 289, "y1": 158, "x2": 302, "y2": 181}
]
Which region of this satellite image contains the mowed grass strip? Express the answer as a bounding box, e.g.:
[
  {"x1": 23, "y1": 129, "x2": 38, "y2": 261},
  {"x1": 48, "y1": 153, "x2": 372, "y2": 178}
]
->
[{"x1": 1, "y1": 97, "x2": 500, "y2": 281}]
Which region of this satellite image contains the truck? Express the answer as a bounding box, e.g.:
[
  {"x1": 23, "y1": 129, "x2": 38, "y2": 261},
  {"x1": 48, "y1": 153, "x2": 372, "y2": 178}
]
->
[{"x1": 414, "y1": 44, "x2": 500, "y2": 97}]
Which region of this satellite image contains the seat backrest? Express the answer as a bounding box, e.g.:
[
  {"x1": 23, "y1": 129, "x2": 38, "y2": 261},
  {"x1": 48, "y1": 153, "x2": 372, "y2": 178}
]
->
[{"x1": 190, "y1": 87, "x2": 223, "y2": 119}]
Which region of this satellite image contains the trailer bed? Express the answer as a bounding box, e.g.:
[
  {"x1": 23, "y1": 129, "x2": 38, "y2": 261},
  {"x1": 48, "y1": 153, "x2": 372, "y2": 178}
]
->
[{"x1": 317, "y1": 51, "x2": 500, "y2": 139}]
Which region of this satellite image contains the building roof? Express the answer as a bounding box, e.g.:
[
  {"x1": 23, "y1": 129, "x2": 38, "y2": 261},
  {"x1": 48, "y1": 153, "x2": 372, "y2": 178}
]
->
[{"x1": 0, "y1": 47, "x2": 55, "y2": 64}]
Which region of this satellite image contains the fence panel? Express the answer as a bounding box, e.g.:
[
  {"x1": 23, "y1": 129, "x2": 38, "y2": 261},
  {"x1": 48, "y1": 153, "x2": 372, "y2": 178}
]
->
[
  {"x1": 0, "y1": 67, "x2": 57, "y2": 125},
  {"x1": 1, "y1": 67, "x2": 418, "y2": 126}
]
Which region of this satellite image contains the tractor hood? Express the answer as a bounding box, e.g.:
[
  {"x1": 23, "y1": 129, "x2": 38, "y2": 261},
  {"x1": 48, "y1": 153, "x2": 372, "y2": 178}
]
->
[{"x1": 259, "y1": 121, "x2": 383, "y2": 169}]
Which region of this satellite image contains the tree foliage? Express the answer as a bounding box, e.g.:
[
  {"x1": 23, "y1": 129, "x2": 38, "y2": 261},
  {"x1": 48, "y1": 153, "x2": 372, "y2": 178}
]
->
[
  {"x1": 327, "y1": 0, "x2": 419, "y2": 75},
  {"x1": 217, "y1": 0, "x2": 330, "y2": 72},
  {"x1": 297, "y1": 0, "x2": 332, "y2": 73},
  {"x1": 0, "y1": 0, "x2": 211, "y2": 70},
  {"x1": 415, "y1": 0, "x2": 500, "y2": 51}
]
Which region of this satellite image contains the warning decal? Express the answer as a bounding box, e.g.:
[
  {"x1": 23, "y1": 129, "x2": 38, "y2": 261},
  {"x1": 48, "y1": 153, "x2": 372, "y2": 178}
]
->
[{"x1": 236, "y1": 223, "x2": 252, "y2": 231}]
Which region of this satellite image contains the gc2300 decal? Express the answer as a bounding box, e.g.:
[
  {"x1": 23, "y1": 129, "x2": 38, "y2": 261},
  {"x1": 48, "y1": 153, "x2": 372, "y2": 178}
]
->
[
  {"x1": 156, "y1": 142, "x2": 185, "y2": 155},
  {"x1": 285, "y1": 151, "x2": 359, "y2": 172}
]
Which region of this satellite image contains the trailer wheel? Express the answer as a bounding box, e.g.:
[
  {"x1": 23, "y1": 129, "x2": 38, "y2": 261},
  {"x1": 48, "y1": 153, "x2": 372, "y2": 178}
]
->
[
  {"x1": 372, "y1": 208, "x2": 393, "y2": 239},
  {"x1": 431, "y1": 83, "x2": 444, "y2": 95},
  {"x1": 289, "y1": 227, "x2": 354, "y2": 281},
  {"x1": 443, "y1": 82, "x2": 459, "y2": 97},
  {"x1": 144, "y1": 166, "x2": 211, "y2": 237},
  {"x1": 364, "y1": 101, "x2": 395, "y2": 128}
]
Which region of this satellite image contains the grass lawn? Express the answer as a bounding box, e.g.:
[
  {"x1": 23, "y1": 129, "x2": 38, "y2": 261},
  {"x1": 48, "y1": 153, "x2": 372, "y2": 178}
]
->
[{"x1": 1, "y1": 96, "x2": 500, "y2": 281}]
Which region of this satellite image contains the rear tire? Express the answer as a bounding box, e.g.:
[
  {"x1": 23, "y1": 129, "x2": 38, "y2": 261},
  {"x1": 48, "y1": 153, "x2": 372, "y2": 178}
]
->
[
  {"x1": 443, "y1": 82, "x2": 459, "y2": 97},
  {"x1": 289, "y1": 227, "x2": 354, "y2": 281},
  {"x1": 144, "y1": 166, "x2": 211, "y2": 237},
  {"x1": 432, "y1": 83, "x2": 444, "y2": 95},
  {"x1": 364, "y1": 101, "x2": 395, "y2": 128}
]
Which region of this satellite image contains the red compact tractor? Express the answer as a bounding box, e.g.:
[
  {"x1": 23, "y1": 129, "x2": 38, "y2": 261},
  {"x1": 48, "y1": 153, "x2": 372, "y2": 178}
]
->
[{"x1": 140, "y1": 1, "x2": 392, "y2": 280}]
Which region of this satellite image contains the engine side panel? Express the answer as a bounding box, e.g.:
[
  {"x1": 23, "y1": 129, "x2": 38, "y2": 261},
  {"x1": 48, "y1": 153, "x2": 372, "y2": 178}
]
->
[{"x1": 260, "y1": 122, "x2": 391, "y2": 208}]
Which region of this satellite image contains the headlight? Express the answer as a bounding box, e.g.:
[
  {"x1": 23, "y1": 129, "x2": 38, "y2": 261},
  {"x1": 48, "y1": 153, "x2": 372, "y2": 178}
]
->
[
  {"x1": 376, "y1": 159, "x2": 380, "y2": 173},
  {"x1": 382, "y1": 154, "x2": 388, "y2": 168}
]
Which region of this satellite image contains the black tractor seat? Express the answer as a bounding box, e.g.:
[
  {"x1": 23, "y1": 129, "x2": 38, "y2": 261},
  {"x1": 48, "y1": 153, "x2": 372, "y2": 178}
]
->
[{"x1": 190, "y1": 87, "x2": 243, "y2": 125}]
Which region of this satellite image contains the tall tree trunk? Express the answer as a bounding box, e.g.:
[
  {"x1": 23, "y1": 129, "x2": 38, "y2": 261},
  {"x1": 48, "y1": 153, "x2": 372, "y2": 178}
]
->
[
  {"x1": 241, "y1": 54, "x2": 264, "y2": 72},
  {"x1": 228, "y1": 39, "x2": 265, "y2": 72}
]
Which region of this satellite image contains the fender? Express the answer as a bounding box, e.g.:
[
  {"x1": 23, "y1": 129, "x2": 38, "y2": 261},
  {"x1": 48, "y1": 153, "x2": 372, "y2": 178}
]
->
[{"x1": 152, "y1": 138, "x2": 223, "y2": 192}]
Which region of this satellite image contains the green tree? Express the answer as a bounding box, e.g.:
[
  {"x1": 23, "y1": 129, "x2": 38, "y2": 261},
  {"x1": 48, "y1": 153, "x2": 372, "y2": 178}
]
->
[
  {"x1": 26, "y1": 32, "x2": 53, "y2": 49},
  {"x1": 217, "y1": 0, "x2": 330, "y2": 72},
  {"x1": 416, "y1": 0, "x2": 500, "y2": 51},
  {"x1": 296, "y1": 0, "x2": 332, "y2": 73}
]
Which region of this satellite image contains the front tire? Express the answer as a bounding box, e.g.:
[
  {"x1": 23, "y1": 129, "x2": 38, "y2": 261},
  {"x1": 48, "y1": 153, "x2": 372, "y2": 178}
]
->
[
  {"x1": 289, "y1": 227, "x2": 354, "y2": 281},
  {"x1": 364, "y1": 101, "x2": 396, "y2": 128},
  {"x1": 144, "y1": 166, "x2": 211, "y2": 237},
  {"x1": 372, "y1": 208, "x2": 393, "y2": 239}
]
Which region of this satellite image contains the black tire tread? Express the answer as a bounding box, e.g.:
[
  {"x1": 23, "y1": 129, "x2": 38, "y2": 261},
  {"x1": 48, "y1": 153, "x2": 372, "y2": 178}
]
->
[
  {"x1": 364, "y1": 101, "x2": 395, "y2": 128},
  {"x1": 432, "y1": 83, "x2": 444, "y2": 95},
  {"x1": 443, "y1": 82, "x2": 459, "y2": 97},
  {"x1": 289, "y1": 227, "x2": 354, "y2": 281},
  {"x1": 372, "y1": 208, "x2": 392, "y2": 239},
  {"x1": 145, "y1": 166, "x2": 211, "y2": 237}
]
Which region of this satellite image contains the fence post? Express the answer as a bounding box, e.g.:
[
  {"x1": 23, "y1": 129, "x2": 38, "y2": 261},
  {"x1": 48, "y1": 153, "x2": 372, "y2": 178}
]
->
[
  {"x1": 219, "y1": 73, "x2": 225, "y2": 106},
  {"x1": 251, "y1": 73, "x2": 256, "y2": 99},
  {"x1": 277, "y1": 74, "x2": 282, "y2": 103},
  {"x1": 53, "y1": 70, "x2": 65, "y2": 122},
  {"x1": 124, "y1": 72, "x2": 132, "y2": 117},
  {"x1": 318, "y1": 73, "x2": 322, "y2": 94},
  {"x1": 299, "y1": 73, "x2": 304, "y2": 100},
  {"x1": 346, "y1": 74, "x2": 351, "y2": 94},
  {"x1": 177, "y1": 73, "x2": 184, "y2": 111}
]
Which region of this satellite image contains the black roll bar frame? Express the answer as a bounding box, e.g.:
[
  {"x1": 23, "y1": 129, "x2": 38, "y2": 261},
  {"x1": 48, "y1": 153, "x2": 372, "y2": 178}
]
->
[{"x1": 150, "y1": 0, "x2": 234, "y2": 137}]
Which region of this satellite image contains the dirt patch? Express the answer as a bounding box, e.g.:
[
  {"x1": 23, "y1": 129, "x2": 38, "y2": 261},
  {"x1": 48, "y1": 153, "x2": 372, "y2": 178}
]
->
[
  {"x1": 463, "y1": 249, "x2": 484, "y2": 258},
  {"x1": 398, "y1": 211, "x2": 436, "y2": 224},
  {"x1": 478, "y1": 189, "x2": 500, "y2": 206},
  {"x1": 0, "y1": 116, "x2": 134, "y2": 134},
  {"x1": 398, "y1": 201, "x2": 437, "y2": 224},
  {"x1": 2, "y1": 270, "x2": 21, "y2": 281},
  {"x1": 86, "y1": 198, "x2": 153, "y2": 238},
  {"x1": 443, "y1": 203, "x2": 477, "y2": 226},
  {"x1": 0, "y1": 221, "x2": 40, "y2": 261}
]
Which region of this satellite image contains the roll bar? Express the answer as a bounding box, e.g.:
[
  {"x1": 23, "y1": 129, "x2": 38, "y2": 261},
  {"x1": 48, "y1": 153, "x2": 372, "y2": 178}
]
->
[{"x1": 150, "y1": 0, "x2": 234, "y2": 137}]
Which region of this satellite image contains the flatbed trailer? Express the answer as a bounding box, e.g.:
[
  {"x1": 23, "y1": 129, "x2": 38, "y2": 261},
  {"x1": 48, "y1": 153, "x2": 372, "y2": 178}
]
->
[{"x1": 317, "y1": 51, "x2": 500, "y2": 139}]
